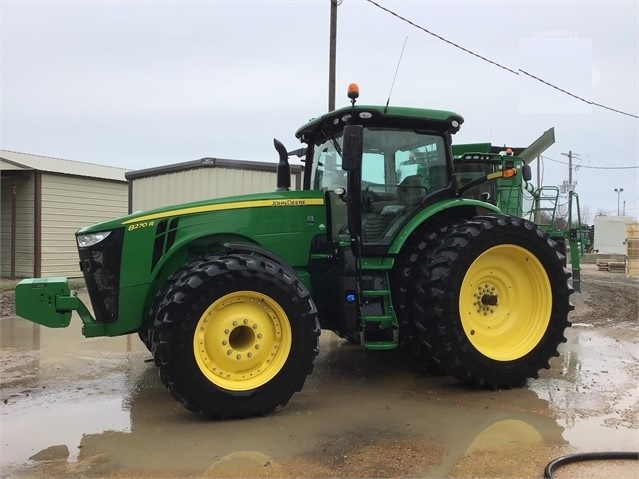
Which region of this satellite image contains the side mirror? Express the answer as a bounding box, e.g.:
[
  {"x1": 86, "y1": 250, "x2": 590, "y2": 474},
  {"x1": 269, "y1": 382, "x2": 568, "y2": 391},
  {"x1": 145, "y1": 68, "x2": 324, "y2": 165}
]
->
[
  {"x1": 341, "y1": 124, "x2": 363, "y2": 172},
  {"x1": 522, "y1": 164, "x2": 532, "y2": 182}
]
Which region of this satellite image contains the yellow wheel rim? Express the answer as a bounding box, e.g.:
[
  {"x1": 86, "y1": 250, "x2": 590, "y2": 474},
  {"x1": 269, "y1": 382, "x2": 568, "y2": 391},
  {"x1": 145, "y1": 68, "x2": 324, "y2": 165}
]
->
[
  {"x1": 193, "y1": 291, "x2": 292, "y2": 391},
  {"x1": 459, "y1": 244, "x2": 552, "y2": 361}
]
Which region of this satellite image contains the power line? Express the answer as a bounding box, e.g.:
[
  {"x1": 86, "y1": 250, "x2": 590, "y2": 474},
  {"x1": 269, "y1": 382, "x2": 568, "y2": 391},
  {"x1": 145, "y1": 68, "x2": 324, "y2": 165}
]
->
[
  {"x1": 541, "y1": 155, "x2": 639, "y2": 170},
  {"x1": 365, "y1": 0, "x2": 639, "y2": 119},
  {"x1": 519, "y1": 70, "x2": 638, "y2": 119},
  {"x1": 364, "y1": 0, "x2": 518, "y2": 75}
]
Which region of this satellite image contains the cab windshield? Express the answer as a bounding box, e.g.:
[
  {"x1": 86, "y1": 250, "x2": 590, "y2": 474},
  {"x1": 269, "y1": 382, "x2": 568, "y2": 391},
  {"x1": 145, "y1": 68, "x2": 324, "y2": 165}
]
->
[
  {"x1": 310, "y1": 127, "x2": 450, "y2": 244},
  {"x1": 311, "y1": 128, "x2": 448, "y2": 191}
]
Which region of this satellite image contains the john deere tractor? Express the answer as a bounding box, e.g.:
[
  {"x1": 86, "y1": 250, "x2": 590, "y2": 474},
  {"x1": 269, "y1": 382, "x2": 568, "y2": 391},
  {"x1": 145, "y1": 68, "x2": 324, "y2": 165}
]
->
[{"x1": 16, "y1": 85, "x2": 573, "y2": 419}]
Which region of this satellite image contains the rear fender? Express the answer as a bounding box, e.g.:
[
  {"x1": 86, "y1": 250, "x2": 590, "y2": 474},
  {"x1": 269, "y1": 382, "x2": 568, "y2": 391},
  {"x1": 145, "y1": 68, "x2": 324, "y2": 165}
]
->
[{"x1": 388, "y1": 199, "x2": 501, "y2": 255}]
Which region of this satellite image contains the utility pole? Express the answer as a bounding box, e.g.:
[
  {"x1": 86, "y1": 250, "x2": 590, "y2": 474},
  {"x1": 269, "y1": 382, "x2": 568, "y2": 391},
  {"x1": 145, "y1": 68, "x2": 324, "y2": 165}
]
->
[
  {"x1": 560, "y1": 150, "x2": 579, "y2": 193},
  {"x1": 615, "y1": 187, "x2": 624, "y2": 216},
  {"x1": 328, "y1": 0, "x2": 339, "y2": 112}
]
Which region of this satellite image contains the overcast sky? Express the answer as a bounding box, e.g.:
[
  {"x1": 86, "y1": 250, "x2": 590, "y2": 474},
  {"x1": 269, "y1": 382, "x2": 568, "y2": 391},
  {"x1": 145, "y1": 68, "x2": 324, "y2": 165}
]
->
[{"x1": 2, "y1": 0, "x2": 638, "y2": 219}]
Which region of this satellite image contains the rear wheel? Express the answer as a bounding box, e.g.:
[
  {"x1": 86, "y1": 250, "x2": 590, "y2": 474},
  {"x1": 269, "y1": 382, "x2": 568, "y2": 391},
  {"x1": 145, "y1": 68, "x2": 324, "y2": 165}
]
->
[
  {"x1": 415, "y1": 215, "x2": 573, "y2": 388},
  {"x1": 552, "y1": 236, "x2": 567, "y2": 267},
  {"x1": 151, "y1": 254, "x2": 320, "y2": 418},
  {"x1": 392, "y1": 219, "x2": 455, "y2": 372}
]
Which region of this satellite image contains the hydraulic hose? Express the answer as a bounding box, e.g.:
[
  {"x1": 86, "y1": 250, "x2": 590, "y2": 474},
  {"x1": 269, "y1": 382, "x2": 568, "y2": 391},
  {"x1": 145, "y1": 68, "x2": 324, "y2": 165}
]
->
[{"x1": 544, "y1": 451, "x2": 638, "y2": 479}]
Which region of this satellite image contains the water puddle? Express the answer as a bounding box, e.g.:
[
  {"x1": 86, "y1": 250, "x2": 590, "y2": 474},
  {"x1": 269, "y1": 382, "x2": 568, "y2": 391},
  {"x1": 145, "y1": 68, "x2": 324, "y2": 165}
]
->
[
  {"x1": 1, "y1": 315, "x2": 637, "y2": 477},
  {"x1": 529, "y1": 323, "x2": 639, "y2": 451},
  {"x1": 3, "y1": 393, "x2": 131, "y2": 463},
  {"x1": 1, "y1": 317, "x2": 145, "y2": 471}
]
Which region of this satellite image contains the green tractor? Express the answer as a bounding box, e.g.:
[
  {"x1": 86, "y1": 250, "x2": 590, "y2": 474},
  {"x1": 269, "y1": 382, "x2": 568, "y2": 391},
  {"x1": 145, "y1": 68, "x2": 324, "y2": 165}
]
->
[{"x1": 16, "y1": 85, "x2": 574, "y2": 419}]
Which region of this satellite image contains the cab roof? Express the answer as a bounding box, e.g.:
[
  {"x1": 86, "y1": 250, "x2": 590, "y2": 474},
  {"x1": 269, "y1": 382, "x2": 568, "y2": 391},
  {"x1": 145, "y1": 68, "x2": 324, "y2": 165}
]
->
[{"x1": 295, "y1": 105, "x2": 464, "y2": 143}]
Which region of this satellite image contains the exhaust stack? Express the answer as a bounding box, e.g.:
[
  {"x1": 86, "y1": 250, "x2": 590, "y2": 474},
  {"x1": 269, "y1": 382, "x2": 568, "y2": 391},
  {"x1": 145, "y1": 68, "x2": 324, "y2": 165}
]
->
[{"x1": 273, "y1": 139, "x2": 291, "y2": 191}]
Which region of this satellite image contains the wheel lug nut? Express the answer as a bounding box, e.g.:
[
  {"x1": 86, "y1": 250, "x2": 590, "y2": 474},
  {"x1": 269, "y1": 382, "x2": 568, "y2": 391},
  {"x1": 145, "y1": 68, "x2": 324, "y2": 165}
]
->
[
  {"x1": 227, "y1": 350, "x2": 232, "y2": 355},
  {"x1": 257, "y1": 334, "x2": 262, "y2": 339},
  {"x1": 236, "y1": 354, "x2": 241, "y2": 359},
  {"x1": 253, "y1": 324, "x2": 258, "y2": 329},
  {"x1": 224, "y1": 329, "x2": 229, "y2": 334},
  {"x1": 222, "y1": 340, "x2": 227, "y2": 345},
  {"x1": 255, "y1": 345, "x2": 260, "y2": 350},
  {"x1": 233, "y1": 321, "x2": 238, "y2": 326},
  {"x1": 243, "y1": 319, "x2": 248, "y2": 324},
  {"x1": 247, "y1": 352, "x2": 252, "y2": 358}
]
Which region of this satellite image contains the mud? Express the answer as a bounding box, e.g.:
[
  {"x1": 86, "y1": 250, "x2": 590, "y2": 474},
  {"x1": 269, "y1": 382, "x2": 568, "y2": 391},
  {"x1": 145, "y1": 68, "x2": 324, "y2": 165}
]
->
[{"x1": 1, "y1": 264, "x2": 638, "y2": 478}]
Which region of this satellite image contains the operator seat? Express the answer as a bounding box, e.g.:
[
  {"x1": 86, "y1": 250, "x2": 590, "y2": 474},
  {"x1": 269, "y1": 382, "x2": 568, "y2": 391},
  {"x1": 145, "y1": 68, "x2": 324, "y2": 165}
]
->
[
  {"x1": 397, "y1": 175, "x2": 425, "y2": 205},
  {"x1": 363, "y1": 175, "x2": 425, "y2": 243}
]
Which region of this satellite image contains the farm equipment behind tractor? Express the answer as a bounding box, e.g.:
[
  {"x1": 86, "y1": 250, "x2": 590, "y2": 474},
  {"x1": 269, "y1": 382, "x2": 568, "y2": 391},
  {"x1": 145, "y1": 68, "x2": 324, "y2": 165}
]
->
[{"x1": 452, "y1": 138, "x2": 588, "y2": 292}]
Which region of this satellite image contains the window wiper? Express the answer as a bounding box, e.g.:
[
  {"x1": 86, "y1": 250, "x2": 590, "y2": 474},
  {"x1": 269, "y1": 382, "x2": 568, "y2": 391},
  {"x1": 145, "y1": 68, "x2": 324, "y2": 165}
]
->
[{"x1": 320, "y1": 128, "x2": 343, "y2": 158}]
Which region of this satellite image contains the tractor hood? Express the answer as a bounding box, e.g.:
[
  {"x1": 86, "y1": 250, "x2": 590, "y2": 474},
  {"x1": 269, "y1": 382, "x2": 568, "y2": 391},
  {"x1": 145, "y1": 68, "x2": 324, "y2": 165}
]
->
[{"x1": 76, "y1": 190, "x2": 325, "y2": 235}]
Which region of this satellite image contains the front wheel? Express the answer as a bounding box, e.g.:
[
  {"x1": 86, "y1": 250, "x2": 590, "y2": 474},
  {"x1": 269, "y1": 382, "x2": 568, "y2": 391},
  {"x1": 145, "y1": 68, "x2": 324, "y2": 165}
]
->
[
  {"x1": 415, "y1": 215, "x2": 573, "y2": 388},
  {"x1": 151, "y1": 254, "x2": 320, "y2": 418}
]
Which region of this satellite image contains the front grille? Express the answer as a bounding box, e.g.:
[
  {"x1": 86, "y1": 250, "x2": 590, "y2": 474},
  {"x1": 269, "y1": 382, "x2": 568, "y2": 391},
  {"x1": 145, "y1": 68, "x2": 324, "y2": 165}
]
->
[{"x1": 78, "y1": 228, "x2": 124, "y2": 323}]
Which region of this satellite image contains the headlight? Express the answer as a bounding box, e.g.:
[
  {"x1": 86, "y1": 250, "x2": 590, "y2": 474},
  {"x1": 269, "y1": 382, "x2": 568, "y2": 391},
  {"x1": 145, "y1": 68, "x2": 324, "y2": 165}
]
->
[{"x1": 77, "y1": 231, "x2": 112, "y2": 248}]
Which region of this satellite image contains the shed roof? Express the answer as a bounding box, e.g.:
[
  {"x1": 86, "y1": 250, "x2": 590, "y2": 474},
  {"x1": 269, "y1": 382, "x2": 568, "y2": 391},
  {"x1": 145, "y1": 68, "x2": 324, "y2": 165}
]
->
[
  {"x1": 0, "y1": 150, "x2": 129, "y2": 182},
  {"x1": 126, "y1": 157, "x2": 303, "y2": 180}
]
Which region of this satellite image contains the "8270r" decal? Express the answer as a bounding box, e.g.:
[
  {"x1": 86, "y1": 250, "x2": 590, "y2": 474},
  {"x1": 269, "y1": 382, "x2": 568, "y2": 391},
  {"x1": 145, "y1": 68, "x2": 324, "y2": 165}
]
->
[{"x1": 127, "y1": 221, "x2": 155, "y2": 231}]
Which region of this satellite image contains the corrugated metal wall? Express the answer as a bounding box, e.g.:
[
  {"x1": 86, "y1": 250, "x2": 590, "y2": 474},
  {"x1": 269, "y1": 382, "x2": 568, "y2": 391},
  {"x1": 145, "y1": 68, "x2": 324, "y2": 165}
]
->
[
  {"x1": 0, "y1": 175, "x2": 35, "y2": 277},
  {"x1": 131, "y1": 167, "x2": 282, "y2": 212},
  {"x1": 40, "y1": 174, "x2": 128, "y2": 277}
]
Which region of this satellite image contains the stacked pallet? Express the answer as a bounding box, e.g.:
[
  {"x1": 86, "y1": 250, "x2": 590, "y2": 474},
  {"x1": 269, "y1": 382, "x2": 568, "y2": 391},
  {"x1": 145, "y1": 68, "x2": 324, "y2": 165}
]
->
[
  {"x1": 596, "y1": 259, "x2": 626, "y2": 273},
  {"x1": 609, "y1": 261, "x2": 627, "y2": 273}
]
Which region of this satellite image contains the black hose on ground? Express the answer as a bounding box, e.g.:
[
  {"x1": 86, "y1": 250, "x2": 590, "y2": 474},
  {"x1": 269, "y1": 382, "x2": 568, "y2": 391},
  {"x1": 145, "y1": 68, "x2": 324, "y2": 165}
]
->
[{"x1": 544, "y1": 451, "x2": 638, "y2": 478}]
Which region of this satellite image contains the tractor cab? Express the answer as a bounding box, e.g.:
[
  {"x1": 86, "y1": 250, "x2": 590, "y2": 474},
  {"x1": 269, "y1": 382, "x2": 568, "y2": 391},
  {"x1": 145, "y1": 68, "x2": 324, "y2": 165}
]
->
[
  {"x1": 296, "y1": 85, "x2": 464, "y2": 252},
  {"x1": 307, "y1": 124, "x2": 453, "y2": 246}
]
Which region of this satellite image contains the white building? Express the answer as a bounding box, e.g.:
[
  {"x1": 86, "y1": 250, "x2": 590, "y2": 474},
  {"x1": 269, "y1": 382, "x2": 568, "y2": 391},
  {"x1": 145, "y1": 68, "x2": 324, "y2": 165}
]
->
[
  {"x1": 0, "y1": 150, "x2": 129, "y2": 278},
  {"x1": 593, "y1": 215, "x2": 636, "y2": 255}
]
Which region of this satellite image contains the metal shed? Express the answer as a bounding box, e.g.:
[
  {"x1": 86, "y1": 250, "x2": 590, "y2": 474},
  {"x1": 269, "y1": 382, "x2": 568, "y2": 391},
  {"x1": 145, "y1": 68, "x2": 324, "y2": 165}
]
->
[
  {"x1": 126, "y1": 157, "x2": 304, "y2": 212},
  {"x1": 0, "y1": 150, "x2": 129, "y2": 278}
]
